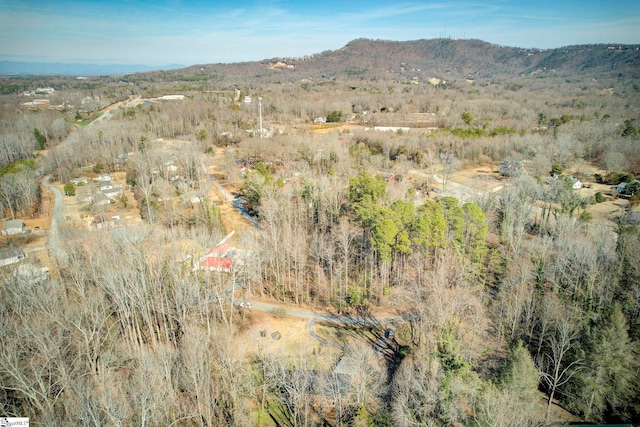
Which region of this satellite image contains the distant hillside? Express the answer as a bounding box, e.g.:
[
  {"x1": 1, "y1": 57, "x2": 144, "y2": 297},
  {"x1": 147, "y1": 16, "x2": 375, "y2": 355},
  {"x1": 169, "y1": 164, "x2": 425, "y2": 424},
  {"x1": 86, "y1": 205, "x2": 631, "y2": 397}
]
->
[
  {"x1": 0, "y1": 61, "x2": 184, "y2": 76},
  {"x1": 302, "y1": 38, "x2": 640, "y2": 79},
  {"x1": 131, "y1": 38, "x2": 640, "y2": 85}
]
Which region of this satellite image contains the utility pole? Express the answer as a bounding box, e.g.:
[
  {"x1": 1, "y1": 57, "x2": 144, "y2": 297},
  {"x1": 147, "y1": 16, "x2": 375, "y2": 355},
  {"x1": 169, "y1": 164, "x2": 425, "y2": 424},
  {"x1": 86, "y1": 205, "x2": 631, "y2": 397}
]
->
[{"x1": 258, "y1": 96, "x2": 263, "y2": 139}]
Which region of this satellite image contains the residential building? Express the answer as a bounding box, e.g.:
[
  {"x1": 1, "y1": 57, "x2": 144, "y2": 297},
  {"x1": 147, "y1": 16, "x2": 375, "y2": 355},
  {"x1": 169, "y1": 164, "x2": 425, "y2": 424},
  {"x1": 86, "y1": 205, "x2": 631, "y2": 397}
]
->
[
  {"x1": 499, "y1": 160, "x2": 524, "y2": 177},
  {"x1": 0, "y1": 249, "x2": 26, "y2": 267},
  {"x1": 92, "y1": 213, "x2": 120, "y2": 229},
  {"x1": 96, "y1": 180, "x2": 114, "y2": 191},
  {"x1": 5, "y1": 263, "x2": 49, "y2": 285},
  {"x1": 200, "y1": 256, "x2": 234, "y2": 272},
  {"x1": 2, "y1": 219, "x2": 25, "y2": 236},
  {"x1": 70, "y1": 177, "x2": 89, "y2": 185},
  {"x1": 92, "y1": 193, "x2": 110, "y2": 206},
  {"x1": 35, "y1": 87, "x2": 55, "y2": 94},
  {"x1": 570, "y1": 177, "x2": 583, "y2": 190},
  {"x1": 197, "y1": 231, "x2": 241, "y2": 273},
  {"x1": 102, "y1": 184, "x2": 123, "y2": 198}
]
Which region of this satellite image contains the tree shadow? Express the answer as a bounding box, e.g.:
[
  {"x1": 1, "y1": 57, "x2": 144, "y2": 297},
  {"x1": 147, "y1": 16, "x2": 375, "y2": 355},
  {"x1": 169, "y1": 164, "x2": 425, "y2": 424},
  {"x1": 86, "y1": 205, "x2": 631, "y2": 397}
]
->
[
  {"x1": 317, "y1": 307, "x2": 410, "y2": 405},
  {"x1": 265, "y1": 397, "x2": 295, "y2": 427}
]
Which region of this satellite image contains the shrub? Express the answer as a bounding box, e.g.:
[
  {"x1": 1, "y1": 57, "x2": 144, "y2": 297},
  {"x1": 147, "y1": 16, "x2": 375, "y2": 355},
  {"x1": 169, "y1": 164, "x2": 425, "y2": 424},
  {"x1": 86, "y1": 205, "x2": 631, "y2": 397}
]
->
[
  {"x1": 326, "y1": 110, "x2": 344, "y2": 123},
  {"x1": 624, "y1": 181, "x2": 640, "y2": 196},
  {"x1": 551, "y1": 164, "x2": 564, "y2": 176},
  {"x1": 596, "y1": 171, "x2": 635, "y2": 185},
  {"x1": 33, "y1": 128, "x2": 46, "y2": 150},
  {"x1": 461, "y1": 111, "x2": 473, "y2": 125},
  {"x1": 450, "y1": 127, "x2": 486, "y2": 138},
  {"x1": 579, "y1": 211, "x2": 593, "y2": 222},
  {"x1": 270, "y1": 307, "x2": 288, "y2": 319},
  {"x1": 63, "y1": 183, "x2": 75, "y2": 196},
  {"x1": 490, "y1": 126, "x2": 516, "y2": 136}
]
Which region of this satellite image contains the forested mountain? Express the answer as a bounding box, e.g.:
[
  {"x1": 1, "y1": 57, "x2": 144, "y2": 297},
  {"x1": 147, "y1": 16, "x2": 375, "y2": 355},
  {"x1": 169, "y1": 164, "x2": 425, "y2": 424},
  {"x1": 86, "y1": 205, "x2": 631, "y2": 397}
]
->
[
  {"x1": 293, "y1": 38, "x2": 640, "y2": 79},
  {"x1": 130, "y1": 38, "x2": 640, "y2": 84}
]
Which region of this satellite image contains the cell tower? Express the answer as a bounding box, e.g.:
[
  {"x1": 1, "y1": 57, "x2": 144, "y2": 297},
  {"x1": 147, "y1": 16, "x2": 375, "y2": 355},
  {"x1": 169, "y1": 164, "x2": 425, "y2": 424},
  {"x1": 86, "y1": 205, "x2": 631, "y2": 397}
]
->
[{"x1": 258, "y1": 96, "x2": 263, "y2": 139}]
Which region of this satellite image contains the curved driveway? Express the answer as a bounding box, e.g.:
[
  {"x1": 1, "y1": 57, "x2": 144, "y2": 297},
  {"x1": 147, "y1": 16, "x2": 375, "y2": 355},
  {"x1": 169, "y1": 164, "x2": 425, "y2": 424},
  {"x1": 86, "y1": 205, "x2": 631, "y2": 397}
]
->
[{"x1": 248, "y1": 299, "x2": 403, "y2": 349}]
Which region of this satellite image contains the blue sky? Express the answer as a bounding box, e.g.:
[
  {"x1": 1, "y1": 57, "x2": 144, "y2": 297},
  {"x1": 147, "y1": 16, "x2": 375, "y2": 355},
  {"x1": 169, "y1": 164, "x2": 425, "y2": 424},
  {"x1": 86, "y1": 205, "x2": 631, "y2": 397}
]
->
[{"x1": 1, "y1": 0, "x2": 639, "y2": 66}]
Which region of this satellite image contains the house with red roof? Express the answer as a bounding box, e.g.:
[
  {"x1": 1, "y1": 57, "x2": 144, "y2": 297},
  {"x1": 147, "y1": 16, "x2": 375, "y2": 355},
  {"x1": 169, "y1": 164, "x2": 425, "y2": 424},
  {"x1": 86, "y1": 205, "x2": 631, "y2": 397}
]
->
[
  {"x1": 207, "y1": 242, "x2": 231, "y2": 258},
  {"x1": 200, "y1": 256, "x2": 234, "y2": 272},
  {"x1": 198, "y1": 231, "x2": 237, "y2": 273}
]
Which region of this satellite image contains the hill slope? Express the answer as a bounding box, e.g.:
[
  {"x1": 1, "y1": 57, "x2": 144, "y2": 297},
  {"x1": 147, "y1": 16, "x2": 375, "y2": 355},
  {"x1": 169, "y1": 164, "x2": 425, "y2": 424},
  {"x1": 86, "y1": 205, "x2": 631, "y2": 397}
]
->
[
  {"x1": 130, "y1": 38, "x2": 640, "y2": 83},
  {"x1": 293, "y1": 38, "x2": 640, "y2": 79}
]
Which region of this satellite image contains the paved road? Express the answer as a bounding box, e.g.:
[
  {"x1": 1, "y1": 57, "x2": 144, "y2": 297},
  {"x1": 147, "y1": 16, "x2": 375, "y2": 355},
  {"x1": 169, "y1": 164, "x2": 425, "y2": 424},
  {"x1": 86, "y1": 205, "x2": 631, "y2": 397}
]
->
[
  {"x1": 39, "y1": 96, "x2": 138, "y2": 257},
  {"x1": 43, "y1": 176, "x2": 64, "y2": 223},
  {"x1": 25, "y1": 245, "x2": 48, "y2": 254},
  {"x1": 88, "y1": 96, "x2": 141, "y2": 127},
  {"x1": 203, "y1": 167, "x2": 260, "y2": 229}
]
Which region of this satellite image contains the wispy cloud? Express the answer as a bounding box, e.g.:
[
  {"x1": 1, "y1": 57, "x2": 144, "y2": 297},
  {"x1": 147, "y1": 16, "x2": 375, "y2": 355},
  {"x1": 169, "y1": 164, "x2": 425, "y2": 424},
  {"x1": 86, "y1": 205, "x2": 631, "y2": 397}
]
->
[{"x1": 0, "y1": 0, "x2": 638, "y2": 65}]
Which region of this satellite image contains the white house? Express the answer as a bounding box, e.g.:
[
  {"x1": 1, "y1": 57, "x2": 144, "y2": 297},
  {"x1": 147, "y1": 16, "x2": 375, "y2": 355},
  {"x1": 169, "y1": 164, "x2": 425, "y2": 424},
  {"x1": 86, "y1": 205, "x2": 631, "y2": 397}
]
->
[
  {"x1": 96, "y1": 180, "x2": 114, "y2": 191},
  {"x1": 93, "y1": 213, "x2": 120, "y2": 229},
  {"x1": 159, "y1": 95, "x2": 185, "y2": 101},
  {"x1": 101, "y1": 182, "x2": 123, "y2": 198},
  {"x1": 71, "y1": 177, "x2": 89, "y2": 185},
  {"x1": 0, "y1": 249, "x2": 26, "y2": 266},
  {"x1": 95, "y1": 174, "x2": 112, "y2": 182},
  {"x1": 92, "y1": 193, "x2": 110, "y2": 206},
  {"x1": 35, "y1": 87, "x2": 55, "y2": 94},
  {"x1": 570, "y1": 177, "x2": 583, "y2": 190},
  {"x1": 102, "y1": 188, "x2": 121, "y2": 198},
  {"x1": 373, "y1": 126, "x2": 410, "y2": 133},
  {"x1": 2, "y1": 219, "x2": 26, "y2": 236}
]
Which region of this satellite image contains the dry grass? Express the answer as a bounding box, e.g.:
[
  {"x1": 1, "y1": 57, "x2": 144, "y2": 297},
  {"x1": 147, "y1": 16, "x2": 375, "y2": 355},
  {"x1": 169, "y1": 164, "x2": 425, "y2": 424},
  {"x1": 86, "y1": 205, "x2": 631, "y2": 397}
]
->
[{"x1": 240, "y1": 310, "x2": 339, "y2": 368}]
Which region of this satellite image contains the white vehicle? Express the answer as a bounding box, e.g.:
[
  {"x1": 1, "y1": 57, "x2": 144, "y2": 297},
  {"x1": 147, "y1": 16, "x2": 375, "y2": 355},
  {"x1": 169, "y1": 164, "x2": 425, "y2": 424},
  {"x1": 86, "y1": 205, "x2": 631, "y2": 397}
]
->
[{"x1": 234, "y1": 299, "x2": 251, "y2": 308}]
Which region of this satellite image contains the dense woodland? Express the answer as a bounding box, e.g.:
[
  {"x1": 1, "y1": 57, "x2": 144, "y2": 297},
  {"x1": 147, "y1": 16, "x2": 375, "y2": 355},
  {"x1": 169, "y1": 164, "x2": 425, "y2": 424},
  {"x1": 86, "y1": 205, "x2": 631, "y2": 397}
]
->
[{"x1": 0, "y1": 39, "x2": 640, "y2": 426}]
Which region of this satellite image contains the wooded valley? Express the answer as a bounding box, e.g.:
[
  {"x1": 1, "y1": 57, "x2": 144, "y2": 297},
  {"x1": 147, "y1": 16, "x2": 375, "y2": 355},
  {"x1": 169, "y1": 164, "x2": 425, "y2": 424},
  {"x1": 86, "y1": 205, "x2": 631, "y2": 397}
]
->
[{"x1": 0, "y1": 39, "x2": 639, "y2": 426}]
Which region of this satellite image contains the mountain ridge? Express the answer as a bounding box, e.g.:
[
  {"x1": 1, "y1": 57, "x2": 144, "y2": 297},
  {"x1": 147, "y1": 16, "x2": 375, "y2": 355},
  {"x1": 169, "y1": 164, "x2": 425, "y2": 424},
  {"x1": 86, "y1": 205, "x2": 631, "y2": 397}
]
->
[
  {"x1": 3, "y1": 38, "x2": 639, "y2": 79},
  {"x1": 292, "y1": 38, "x2": 640, "y2": 78},
  {"x1": 135, "y1": 38, "x2": 640, "y2": 84}
]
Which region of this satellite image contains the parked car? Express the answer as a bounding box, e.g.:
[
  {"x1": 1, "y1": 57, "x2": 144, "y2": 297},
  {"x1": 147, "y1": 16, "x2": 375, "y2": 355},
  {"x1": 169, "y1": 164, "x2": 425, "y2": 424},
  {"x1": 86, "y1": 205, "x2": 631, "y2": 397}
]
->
[{"x1": 233, "y1": 299, "x2": 251, "y2": 308}]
